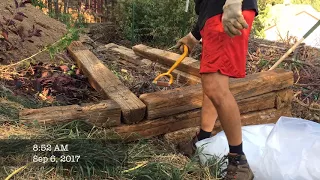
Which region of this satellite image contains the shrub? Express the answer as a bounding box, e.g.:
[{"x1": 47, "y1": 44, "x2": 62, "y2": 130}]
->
[
  {"x1": 252, "y1": 2, "x2": 271, "y2": 38},
  {"x1": 118, "y1": 0, "x2": 197, "y2": 47}
]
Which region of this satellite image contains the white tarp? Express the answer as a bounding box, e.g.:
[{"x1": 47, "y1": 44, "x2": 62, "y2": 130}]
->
[{"x1": 196, "y1": 116, "x2": 320, "y2": 180}]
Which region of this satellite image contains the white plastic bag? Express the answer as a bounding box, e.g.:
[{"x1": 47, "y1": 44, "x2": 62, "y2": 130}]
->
[{"x1": 195, "y1": 116, "x2": 320, "y2": 180}]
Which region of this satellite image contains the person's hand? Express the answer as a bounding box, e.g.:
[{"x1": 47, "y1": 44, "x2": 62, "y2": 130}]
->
[
  {"x1": 175, "y1": 32, "x2": 199, "y2": 53},
  {"x1": 222, "y1": 0, "x2": 248, "y2": 37}
]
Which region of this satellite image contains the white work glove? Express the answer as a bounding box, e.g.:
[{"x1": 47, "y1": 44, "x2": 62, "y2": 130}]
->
[
  {"x1": 222, "y1": 0, "x2": 248, "y2": 37},
  {"x1": 175, "y1": 32, "x2": 199, "y2": 53}
]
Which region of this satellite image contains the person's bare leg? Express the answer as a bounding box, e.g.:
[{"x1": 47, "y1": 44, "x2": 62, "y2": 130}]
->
[
  {"x1": 196, "y1": 93, "x2": 218, "y2": 141},
  {"x1": 200, "y1": 93, "x2": 218, "y2": 132},
  {"x1": 201, "y1": 72, "x2": 242, "y2": 147},
  {"x1": 177, "y1": 91, "x2": 218, "y2": 157}
]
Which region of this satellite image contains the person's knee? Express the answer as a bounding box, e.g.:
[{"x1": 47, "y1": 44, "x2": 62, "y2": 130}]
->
[
  {"x1": 204, "y1": 86, "x2": 229, "y2": 107},
  {"x1": 202, "y1": 73, "x2": 230, "y2": 107}
]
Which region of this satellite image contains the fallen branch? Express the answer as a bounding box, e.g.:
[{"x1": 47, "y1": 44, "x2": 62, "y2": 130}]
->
[
  {"x1": 283, "y1": 59, "x2": 315, "y2": 67},
  {"x1": 259, "y1": 44, "x2": 288, "y2": 50},
  {"x1": 293, "y1": 97, "x2": 320, "y2": 112},
  {"x1": 295, "y1": 83, "x2": 320, "y2": 87}
]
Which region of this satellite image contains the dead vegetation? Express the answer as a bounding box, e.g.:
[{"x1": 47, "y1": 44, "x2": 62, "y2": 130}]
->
[
  {"x1": 5, "y1": 62, "x2": 102, "y2": 105},
  {"x1": 0, "y1": 1, "x2": 319, "y2": 179},
  {"x1": 80, "y1": 35, "x2": 189, "y2": 97},
  {"x1": 247, "y1": 38, "x2": 320, "y2": 122}
]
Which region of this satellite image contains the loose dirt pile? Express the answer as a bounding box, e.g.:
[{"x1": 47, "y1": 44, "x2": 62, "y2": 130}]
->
[
  {"x1": 0, "y1": 1, "x2": 67, "y2": 64},
  {"x1": 0, "y1": 2, "x2": 102, "y2": 107}
]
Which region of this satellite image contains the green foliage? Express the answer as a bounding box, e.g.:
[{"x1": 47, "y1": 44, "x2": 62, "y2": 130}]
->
[
  {"x1": 291, "y1": 0, "x2": 320, "y2": 11},
  {"x1": 0, "y1": 89, "x2": 41, "y2": 109},
  {"x1": 205, "y1": 155, "x2": 228, "y2": 178},
  {"x1": 119, "y1": 0, "x2": 197, "y2": 47},
  {"x1": 31, "y1": 0, "x2": 46, "y2": 9},
  {"x1": 266, "y1": 0, "x2": 283, "y2": 5},
  {"x1": 252, "y1": 0, "x2": 273, "y2": 38},
  {"x1": 32, "y1": 3, "x2": 87, "y2": 59},
  {"x1": 252, "y1": 0, "x2": 320, "y2": 38},
  {"x1": 0, "y1": 103, "x2": 19, "y2": 120},
  {"x1": 29, "y1": 0, "x2": 87, "y2": 59},
  {"x1": 48, "y1": 27, "x2": 81, "y2": 59}
]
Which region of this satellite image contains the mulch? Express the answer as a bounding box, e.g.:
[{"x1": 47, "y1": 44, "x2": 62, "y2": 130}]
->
[
  {"x1": 4, "y1": 61, "x2": 102, "y2": 106},
  {"x1": 247, "y1": 38, "x2": 320, "y2": 122}
]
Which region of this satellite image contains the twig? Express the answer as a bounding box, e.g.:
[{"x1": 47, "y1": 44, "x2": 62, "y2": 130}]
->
[
  {"x1": 259, "y1": 43, "x2": 287, "y2": 50},
  {"x1": 247, "y1": 51, "x2": 254, "y2": 61},
  {"x1": 283, "y1": 59, "x2": 314, "y2": 67},
  {"x1": 302, "y1": 89, "x2": 315, "y2": 102},
  {"x1": 1, "y1": 36, "x2": 68, "y2": 69},
  {"x1": 293, "y1": 97, "x2": 320, "y2": 112},
  {"x1": 293, "y1": 66, "x2": 300, "y2": 84},
  {"x1": 295, "y1": 83, "x2": 320, "y2": 87},
  {"x1": 293, "y1": 91, "x2": 302, "y2": 98}
]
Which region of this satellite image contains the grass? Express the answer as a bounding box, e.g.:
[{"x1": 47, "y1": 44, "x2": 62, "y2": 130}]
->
[
  {"x1": 0, "y1": 116, "x2": 224, "y2": 180},
  {"x1": 0, "y1": 86, "x2": 223, "y2": 179},
  {"x1": 0, "y1": 85, "x2": 224, "y2": 179}
]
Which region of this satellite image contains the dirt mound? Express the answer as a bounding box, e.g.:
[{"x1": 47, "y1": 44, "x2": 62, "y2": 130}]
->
[{"x1": 0, "y1": 1, "x2": 67, "y2": 64}]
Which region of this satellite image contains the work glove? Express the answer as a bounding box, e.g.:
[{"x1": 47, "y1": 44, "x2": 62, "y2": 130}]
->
[
  {"x1": 175, "y1": 32, "x2": 199, "y2": 53},
  {"x1": 222, "y1": 0, "x2": 248, "y2": 37}
]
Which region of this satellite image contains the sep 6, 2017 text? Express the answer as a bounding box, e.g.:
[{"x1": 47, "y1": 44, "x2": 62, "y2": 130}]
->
[{"x1": 33, "y1": 155, "x2": 80, "y2": 164}]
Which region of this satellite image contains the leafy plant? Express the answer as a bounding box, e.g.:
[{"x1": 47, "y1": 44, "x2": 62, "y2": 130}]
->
[
  {"x1": 47, "y1": 27, "x2": 81, "y2": 59},
  {"x1": 119, "y1": 0, "x2": 197, "y2": 47},
  {"x1": 30, "y1": 0, "x2": 46, "y2": 9},
  {"x1": 36, "y1": 3, "x2": 87, "y2": 59},
  {"x1": 252, "y1": 2, "x2": 271, "y2": 38}
]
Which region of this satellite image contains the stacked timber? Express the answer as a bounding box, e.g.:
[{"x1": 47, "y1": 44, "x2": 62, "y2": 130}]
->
[
  {"x1": 18, "y1": 42, "x2": 294, "y2": 144},
  {"x1": 107, "y1": 44, "x2": 294, "y2": 142}
]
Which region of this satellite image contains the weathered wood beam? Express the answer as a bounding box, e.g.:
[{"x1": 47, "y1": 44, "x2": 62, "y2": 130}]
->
[
  {"x1": 164, "y1": 89, "x2": 293, "y2": 144},
  {"x1": 67, "y1": 41, "x2": 146, "y2": 123},
  {"x1": 19, "y1": 100, "x2": 121, "y2": 127},
  {"x1": 103, "y1": 43, "x2": 201, "y2": 85},
  {"x1": 110, "y1": 107, "x2": 292, "y2": 141},
  {"x1": 132, "y1": 44, "x2": 201, "y2": 77},
  {"x1": 104, "y1": 43, "x2": 143, "y2": 66},
  {"x1": 140, "y1": 69, "x2": 293, "y2": 119}
]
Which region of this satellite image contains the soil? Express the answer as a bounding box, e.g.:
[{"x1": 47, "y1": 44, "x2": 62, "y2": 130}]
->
[
  {"x1": 0, "y1": 2, "x2": 103, "y2": 107},
  {"x1": 0, "y1": 1, "x2": 67, "y2": 64}
]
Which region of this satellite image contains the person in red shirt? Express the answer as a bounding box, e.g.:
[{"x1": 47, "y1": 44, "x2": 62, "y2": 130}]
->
[{"x1": 175, "y1": 0, "x2": 258, "y2": 179}]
